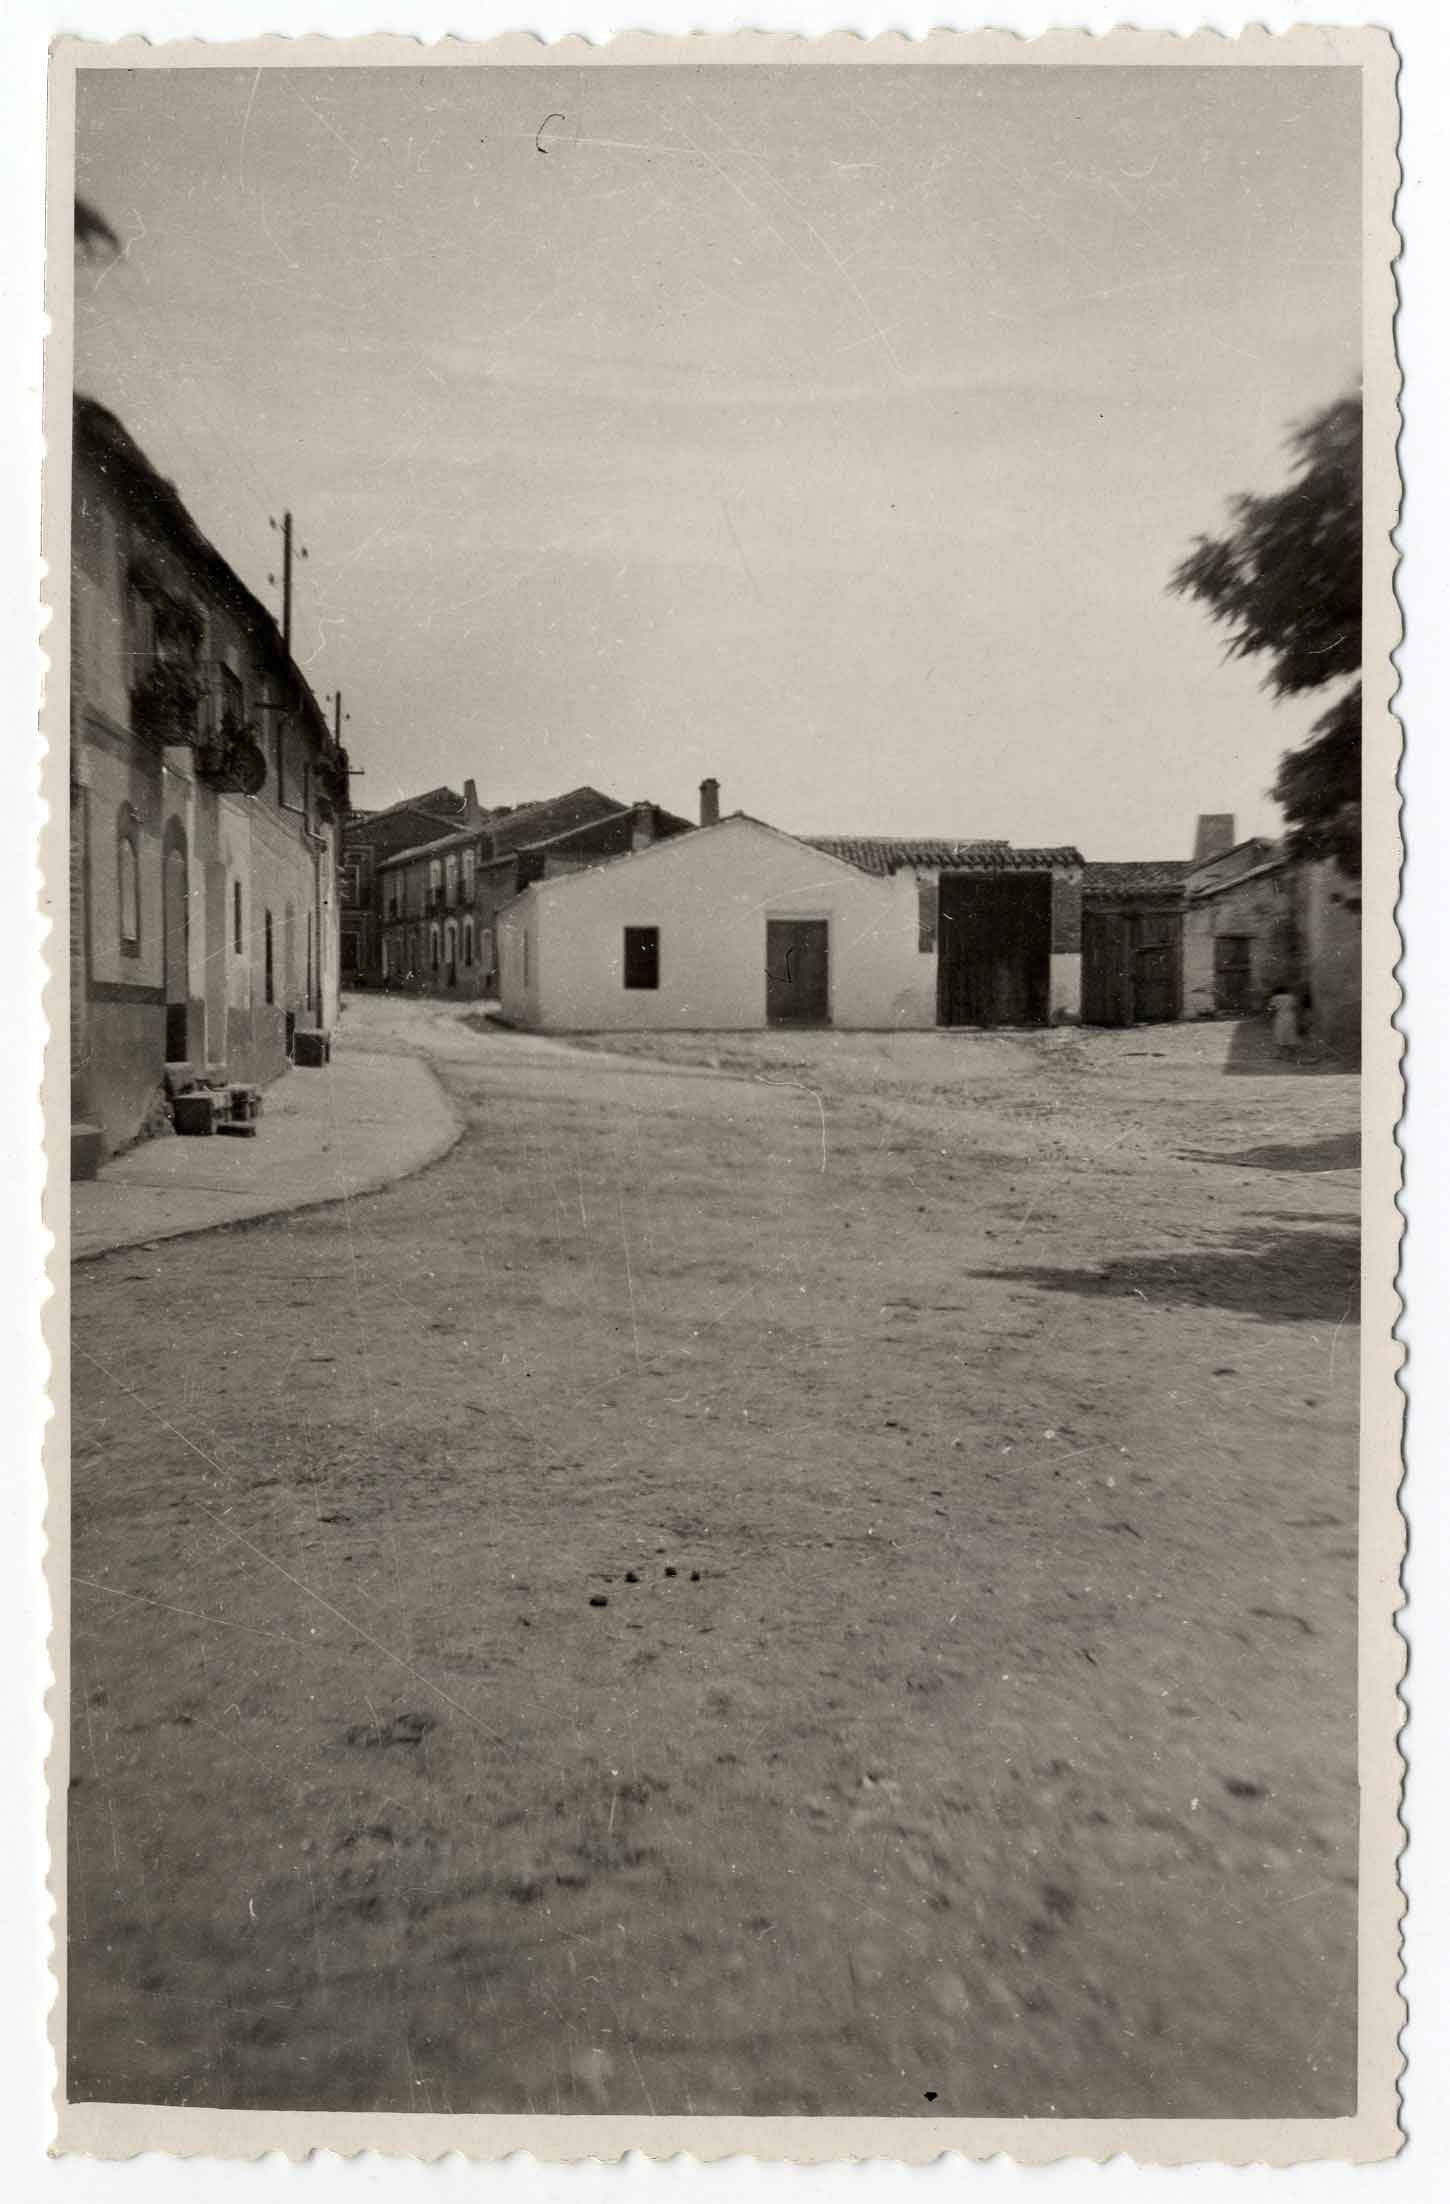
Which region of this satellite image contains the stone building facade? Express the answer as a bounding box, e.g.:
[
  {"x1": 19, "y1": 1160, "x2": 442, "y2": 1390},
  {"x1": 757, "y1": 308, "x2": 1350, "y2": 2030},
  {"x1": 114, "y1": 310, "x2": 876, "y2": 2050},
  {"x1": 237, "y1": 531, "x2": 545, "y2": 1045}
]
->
[{"x1": 1181, "y1": 836, "x2": 1301, "y2": 1020}]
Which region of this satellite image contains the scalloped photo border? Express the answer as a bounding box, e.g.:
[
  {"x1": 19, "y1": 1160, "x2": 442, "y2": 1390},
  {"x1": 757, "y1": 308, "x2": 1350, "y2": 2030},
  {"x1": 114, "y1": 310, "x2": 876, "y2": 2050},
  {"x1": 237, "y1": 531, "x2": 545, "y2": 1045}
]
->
[{"x1": 39, "y1": 22, "x2": 1405, "y2": 2165}]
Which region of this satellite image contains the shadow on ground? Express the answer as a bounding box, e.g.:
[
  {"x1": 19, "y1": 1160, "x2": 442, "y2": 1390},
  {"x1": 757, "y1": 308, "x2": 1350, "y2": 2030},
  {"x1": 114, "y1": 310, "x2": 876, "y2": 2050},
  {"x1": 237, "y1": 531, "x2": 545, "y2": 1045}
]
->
[
  {"x1": 1178, "y1": 1131, "x2": 1361, "y2": 1175},
  {"x1": 1258, "y1": 1210, "x2": 1360, "y2": 1228},
  {"x1": 974, "y1": 1224, "x2": 1360, "y2": 1325},
  {"x1": 1221, "y1": 1018, "x2": 1358, "y2": 1079}
]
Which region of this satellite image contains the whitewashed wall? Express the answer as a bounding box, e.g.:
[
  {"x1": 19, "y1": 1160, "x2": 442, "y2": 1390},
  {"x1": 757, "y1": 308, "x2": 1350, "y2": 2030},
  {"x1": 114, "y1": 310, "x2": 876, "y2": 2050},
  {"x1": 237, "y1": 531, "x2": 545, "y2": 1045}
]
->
[
  {"x1": 497, "y1": 817, "x2": 938, "y2": 1032},
  {"x1": 1050, "y1": 952, "x2": 1083, "y2": 1021}
]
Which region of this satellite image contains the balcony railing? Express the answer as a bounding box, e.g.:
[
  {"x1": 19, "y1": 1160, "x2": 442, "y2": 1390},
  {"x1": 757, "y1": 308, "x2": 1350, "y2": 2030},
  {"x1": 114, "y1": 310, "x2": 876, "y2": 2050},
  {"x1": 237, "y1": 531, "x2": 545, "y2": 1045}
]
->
[
  {"x1": 196, "y1": 709, "x2": 268, "y2": 796},
  {"x1": 130, "y1": 660, "x2": 207, "y2": 747}
]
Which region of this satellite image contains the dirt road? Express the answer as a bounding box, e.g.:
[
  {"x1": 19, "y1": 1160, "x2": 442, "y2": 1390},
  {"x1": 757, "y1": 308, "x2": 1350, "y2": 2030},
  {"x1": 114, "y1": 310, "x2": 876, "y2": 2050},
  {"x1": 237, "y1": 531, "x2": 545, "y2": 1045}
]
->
[{"x1": 68, "y1": 998, "x2": 1361, "y2": 2117}]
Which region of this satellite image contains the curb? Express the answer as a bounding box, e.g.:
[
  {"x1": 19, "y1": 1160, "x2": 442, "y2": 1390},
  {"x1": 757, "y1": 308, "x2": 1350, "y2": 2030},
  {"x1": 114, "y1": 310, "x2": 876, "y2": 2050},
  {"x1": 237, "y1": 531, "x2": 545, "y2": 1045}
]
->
[{"x1": 72, "y1": 1056, "x2": 466, "y2": 1264}]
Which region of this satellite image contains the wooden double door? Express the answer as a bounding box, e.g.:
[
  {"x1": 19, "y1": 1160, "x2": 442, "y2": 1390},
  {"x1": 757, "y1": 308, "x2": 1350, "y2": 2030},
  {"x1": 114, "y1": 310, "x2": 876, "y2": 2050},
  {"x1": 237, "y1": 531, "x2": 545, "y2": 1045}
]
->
[
  {"x1": 937, "y1": 872, "x2": 1052, "y2": 1027},
  {"x1": 1082, "y1": 907, "x2": 1183, "y2": 1026}
]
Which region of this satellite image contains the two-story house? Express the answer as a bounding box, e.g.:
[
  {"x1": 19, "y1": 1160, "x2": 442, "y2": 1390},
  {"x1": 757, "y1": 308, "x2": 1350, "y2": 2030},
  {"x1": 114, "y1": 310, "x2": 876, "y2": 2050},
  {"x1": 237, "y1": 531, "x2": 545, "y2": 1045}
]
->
[
  {"x1": 376, "y1": 787, "x2": 695, "y2": 998},
  {"x1": 338, "y1": 784, "x2": 472, "y2": 988},
  {"x1": 70, "y1": 395, "x2": 348, "y2": 1168}
]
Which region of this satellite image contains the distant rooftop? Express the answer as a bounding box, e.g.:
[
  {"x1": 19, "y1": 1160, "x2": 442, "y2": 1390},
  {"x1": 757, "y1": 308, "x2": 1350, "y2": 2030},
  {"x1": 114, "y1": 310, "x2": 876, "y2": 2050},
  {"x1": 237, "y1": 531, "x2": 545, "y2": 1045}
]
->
[
  {"x1": 806, "y1": 836, "x2": 1082, "y2": 876},
  {"x1": 378, "y1": 786, "x2": 628, "y2": 869},
  {"x1": 348, "y1": 786, "x2": 464, "y2": 825},
  {"x1": 1082, "y1": 859, "x2": 1193, "y2": 900}
]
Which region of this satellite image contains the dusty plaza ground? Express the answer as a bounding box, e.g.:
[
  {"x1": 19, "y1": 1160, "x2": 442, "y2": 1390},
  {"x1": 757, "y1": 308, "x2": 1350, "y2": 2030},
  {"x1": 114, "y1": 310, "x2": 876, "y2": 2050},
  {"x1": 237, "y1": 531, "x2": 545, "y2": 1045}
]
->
[{"x1": 68, "y1": 995, "x2": 1361, "y2": 2118}]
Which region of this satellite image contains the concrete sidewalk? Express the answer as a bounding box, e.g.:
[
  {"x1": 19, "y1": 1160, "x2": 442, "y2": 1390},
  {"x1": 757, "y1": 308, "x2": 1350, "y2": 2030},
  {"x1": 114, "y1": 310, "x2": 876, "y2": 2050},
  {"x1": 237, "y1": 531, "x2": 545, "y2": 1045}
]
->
[{"x1": 70, "y1": 1045, "x2": 461, "y2": 1261}]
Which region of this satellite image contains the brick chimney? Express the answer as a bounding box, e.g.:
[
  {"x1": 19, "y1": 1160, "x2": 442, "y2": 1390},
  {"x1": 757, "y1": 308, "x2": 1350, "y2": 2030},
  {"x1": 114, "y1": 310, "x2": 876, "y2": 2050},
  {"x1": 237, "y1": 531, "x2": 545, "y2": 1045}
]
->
[
  {"x1": 631, "y1": 802, "x2": 656, "y2": 852},
  {"x1": 700, "y1": 777, "x2": 720, "y2": 827},
  {"x1": 462, "y1": 778, "x2": 484, "y2": 826},
  {"x1": 1192, "y1": 813, "x2": 1236, "y2": 865}
]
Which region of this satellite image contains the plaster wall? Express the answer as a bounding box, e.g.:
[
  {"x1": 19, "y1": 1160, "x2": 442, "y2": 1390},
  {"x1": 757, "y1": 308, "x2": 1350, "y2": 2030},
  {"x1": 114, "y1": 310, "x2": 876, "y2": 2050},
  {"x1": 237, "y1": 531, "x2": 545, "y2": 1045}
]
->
[{"x1": 498, "y1": 819, "x2": 939, "y2": 1033}]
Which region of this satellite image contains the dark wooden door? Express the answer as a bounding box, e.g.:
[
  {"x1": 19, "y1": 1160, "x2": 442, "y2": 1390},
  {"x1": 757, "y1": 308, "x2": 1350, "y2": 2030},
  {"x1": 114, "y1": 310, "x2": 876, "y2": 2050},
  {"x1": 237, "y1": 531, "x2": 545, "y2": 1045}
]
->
[
  {"x1": 1133, "y1": 941, "x2": 1177, "y2": 1022},
  {"x1": 765, "y1": 918, "x2": 830, "y2": 1026},
  {"x1": 937, "y1": 873, "x2": 1052, "y2": 1027},
  {"x1": 1084, "y1": 907, "x2": 1182, "y2": 1026},
  {"x1": 1082, "y1": 910, "x2": 1130, "y2": 1026},
  {"x1": 1132, "y1": 912, "x2": 1182, "y2": 1022},
  {"x1": 1214, "y1": 933, "x2": 1254, "y2": 1015},
  {"x1": 163, "y1": 834, "x2": 190, "y2": 1061}
]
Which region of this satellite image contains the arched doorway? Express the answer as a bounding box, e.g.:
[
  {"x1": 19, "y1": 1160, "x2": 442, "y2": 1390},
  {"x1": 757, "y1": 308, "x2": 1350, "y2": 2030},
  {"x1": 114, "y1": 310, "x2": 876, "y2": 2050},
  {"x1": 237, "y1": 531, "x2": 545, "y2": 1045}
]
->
[{"x1": 162, "y1": 817, "x2": 190, "y2": 1061}]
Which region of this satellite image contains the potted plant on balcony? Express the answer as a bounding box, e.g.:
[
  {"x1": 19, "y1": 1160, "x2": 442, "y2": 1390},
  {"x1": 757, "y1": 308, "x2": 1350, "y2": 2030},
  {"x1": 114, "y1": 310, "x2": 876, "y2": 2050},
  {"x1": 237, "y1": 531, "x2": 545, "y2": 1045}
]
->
[
  {"x1": 198, "y1": 706, "x2": 269, "y2": 796},
  {"x1": 130, "y1": 657, "x2": 208, "y2": 745},
  {"x1": 127, "y1": 567, "x2": 207, "y2": 744}
]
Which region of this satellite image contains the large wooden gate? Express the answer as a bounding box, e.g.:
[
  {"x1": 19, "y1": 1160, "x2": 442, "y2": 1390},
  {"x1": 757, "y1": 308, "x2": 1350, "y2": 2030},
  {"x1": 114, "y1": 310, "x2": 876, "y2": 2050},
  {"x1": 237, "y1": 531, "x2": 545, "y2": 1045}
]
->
[
  {"x1": 1083, "y1": 906, "x2": 1183, "y2": 1025},
  {"x1": 937, "y1": 872, "x2": 1052, "y2": 1027}
]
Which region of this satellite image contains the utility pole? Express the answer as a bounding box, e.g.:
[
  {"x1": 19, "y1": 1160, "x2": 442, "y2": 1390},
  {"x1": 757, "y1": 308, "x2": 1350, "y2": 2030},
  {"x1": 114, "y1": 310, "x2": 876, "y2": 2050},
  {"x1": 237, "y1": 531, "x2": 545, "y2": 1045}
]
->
[
  {"x1": 325, "y1": 688, "x2": 358, "y2": 801},
  {"x1": 268, "y1": 510, "x2": 309, "y2": 655},
  {"x1": 327, "y1": 689, "x2": 352, "y2": 758}
]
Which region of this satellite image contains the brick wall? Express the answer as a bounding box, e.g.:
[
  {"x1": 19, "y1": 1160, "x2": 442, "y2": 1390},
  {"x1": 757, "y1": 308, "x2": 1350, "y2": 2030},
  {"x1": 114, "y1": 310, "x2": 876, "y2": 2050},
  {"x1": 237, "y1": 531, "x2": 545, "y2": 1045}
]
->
[{"x1": 1051, "y1": 869, "x2": 1083, "y2": 954}]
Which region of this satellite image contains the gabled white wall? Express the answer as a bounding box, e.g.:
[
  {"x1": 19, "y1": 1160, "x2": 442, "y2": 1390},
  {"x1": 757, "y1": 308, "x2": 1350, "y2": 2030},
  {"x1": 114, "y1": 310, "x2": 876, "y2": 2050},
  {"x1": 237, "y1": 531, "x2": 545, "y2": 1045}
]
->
[{"x1": 497, "y1": 817, "x2": 938, "y2": 1032}]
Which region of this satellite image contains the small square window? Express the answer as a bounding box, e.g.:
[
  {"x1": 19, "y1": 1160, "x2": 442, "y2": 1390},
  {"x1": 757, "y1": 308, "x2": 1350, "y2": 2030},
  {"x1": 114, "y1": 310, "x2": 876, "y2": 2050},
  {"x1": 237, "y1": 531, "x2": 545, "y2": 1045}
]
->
[{"x1": 623, "y1": 926, "x2": 660, "y2": 990}]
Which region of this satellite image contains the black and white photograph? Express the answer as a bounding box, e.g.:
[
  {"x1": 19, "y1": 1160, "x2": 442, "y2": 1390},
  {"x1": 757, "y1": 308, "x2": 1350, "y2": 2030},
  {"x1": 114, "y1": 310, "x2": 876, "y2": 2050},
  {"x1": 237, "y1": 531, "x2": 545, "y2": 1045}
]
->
[{"x1": 47, "y1": 31, "x2": 1402, "y2": 2161}]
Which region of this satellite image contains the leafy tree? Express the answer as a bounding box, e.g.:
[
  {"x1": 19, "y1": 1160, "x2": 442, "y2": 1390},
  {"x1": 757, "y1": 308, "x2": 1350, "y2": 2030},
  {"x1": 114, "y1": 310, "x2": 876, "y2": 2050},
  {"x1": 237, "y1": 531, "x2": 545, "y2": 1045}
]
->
[{"x1": 1171, "y1": 394, "x2": 1362, "y2": 876}]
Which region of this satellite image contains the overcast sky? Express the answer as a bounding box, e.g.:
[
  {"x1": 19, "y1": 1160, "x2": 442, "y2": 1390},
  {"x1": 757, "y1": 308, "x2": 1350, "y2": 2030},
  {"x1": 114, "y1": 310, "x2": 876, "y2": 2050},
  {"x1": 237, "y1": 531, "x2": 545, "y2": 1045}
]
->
[{"x1": 74, "y1": 63, "x2": 1361, "y2": 853}]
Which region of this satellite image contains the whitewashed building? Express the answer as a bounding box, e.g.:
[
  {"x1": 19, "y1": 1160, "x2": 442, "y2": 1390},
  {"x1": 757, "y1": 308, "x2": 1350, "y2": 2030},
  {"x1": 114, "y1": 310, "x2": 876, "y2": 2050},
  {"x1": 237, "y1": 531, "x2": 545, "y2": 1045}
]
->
[{"x1": 495, "y1": 802, "x2": 1084, "y2": 1033}]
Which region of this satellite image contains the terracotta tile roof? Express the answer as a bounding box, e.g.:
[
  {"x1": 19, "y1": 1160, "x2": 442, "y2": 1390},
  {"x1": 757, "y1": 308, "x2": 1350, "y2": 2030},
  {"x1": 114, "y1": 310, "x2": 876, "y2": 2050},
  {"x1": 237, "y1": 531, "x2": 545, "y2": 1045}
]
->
[
  {"x1": 805, "y1": 837, "x2": 1082, "y2": 876},
  {"x1": 1082, "y1": 859, "x2": 1193, "y2": 900}
]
